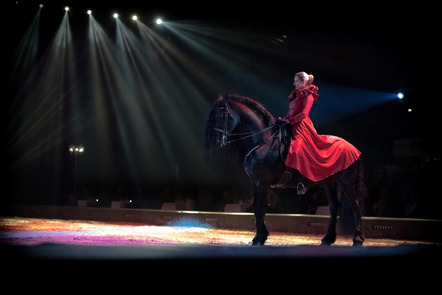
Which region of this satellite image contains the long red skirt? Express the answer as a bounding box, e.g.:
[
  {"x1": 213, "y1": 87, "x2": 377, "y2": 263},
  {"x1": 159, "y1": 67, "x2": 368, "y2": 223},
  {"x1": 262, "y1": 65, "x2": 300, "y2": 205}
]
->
[{"x1": 285, "y1": 117, "x2": 361, "y2": 182}]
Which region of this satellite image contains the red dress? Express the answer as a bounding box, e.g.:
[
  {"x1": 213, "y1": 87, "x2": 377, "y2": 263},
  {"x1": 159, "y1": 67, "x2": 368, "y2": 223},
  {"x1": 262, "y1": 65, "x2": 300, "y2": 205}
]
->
[{"x1": 283, "y1": 85, "x2": 361, "y2": 182}]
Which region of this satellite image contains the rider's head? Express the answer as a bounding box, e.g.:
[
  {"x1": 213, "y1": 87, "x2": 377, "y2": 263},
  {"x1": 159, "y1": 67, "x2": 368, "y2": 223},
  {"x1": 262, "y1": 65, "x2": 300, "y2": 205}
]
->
[{"x1": 294, "y1": 72, "x2": 314, "y2": 89}]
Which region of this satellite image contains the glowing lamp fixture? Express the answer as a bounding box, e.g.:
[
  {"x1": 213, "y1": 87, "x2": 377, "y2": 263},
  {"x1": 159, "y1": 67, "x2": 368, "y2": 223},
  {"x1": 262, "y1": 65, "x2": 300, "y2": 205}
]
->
[
  {"x1": 87, "y1": 10, "x2": 92, "y2": 15},
  {"x1": 65, "y1": 6, "x2": 69, "y2": 11},
  {"x1": 397, "y1": 92, "x2": 404, "y2": 99},
  {"x1": 69, "y1": 145, "x2": 85, "y2": 155},
  {"x1": 132, "y1": 15, "x2": 138, "y2": 21},
  {"x1": 113, "y1": 13, "x2": 119, "y2": 19},
  {"x1": 156, "y1": 18, "x2": 163, "y2": 25}
]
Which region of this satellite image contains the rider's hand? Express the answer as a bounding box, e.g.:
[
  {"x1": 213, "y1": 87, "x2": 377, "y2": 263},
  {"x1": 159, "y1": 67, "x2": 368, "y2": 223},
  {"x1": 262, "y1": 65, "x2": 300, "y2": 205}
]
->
[{"x1": 276, "y1": 117, "x2": 288, "y2": 125}]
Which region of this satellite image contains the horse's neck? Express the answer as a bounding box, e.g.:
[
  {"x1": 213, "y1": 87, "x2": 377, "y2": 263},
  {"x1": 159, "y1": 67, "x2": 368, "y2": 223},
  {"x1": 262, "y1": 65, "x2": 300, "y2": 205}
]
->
[
  {"x1": 235, "y1": 105, "x2": 273, "y2": 147},
  {"x1": 238, "y1": 113, "x2": 267, "y2": 131}
]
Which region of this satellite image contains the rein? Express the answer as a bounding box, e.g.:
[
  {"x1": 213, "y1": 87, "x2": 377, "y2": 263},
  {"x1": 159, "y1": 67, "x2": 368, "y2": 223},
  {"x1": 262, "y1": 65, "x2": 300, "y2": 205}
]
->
[{"x1": 213, "y1": 125, "x2": 275, "y2": 145}]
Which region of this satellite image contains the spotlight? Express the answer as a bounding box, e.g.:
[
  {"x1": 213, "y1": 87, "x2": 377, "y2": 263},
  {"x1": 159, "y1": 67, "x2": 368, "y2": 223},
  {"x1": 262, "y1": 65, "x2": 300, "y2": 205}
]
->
[
  {"x1": 132, "y1": 15, "x2": 138, "y2": 21},
  {"x1": 87, "y1": 10, "x2": 92, "y2": 15},
  {"x1": 156, "y1": 18, "x2": 163, "y2": 25},
  {"x1": 113, "y1": 13, "x2": 119, "y2": 19},
  {"x1": 397, "y1": 92, "x2": 404, "y2": 99},
  {"x1": 68, "y1": 145, "x2": 85, "y2": 155},
  {"x1": 65, "y1": 6, "x2": 69, "y2": 11},
  {"x1": 39, "y1": 4, "x2": 44, "y2": 8}
]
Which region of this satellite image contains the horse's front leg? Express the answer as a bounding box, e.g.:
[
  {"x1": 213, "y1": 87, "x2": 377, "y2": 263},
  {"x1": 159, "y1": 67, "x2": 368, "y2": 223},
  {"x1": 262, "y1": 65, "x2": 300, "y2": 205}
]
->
[{"x1": 252, "y1": 182, "x2": 269, "y2": 246}]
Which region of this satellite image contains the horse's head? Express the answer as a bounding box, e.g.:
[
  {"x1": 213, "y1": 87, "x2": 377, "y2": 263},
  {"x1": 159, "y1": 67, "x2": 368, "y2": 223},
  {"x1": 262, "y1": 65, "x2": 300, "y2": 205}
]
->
[
  {"x1": 206, "y1": 95, "x2": 240, "y2": 148},
  {"x1": 206, "y1": 94, "x2": 275, "y2": 150}
]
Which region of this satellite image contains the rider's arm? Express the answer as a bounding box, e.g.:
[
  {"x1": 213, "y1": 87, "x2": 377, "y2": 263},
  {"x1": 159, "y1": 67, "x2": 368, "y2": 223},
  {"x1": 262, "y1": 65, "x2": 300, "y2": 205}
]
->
[{"x1": 285, "y1": 94, "x2": 314, "y2": 125}]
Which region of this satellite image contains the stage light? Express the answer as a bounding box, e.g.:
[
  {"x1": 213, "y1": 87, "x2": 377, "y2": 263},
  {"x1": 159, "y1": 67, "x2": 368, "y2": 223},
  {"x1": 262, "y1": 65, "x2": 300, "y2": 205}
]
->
[
  {"x1": 156, "y1": 18, "x2": 163, "y2": 25},
  {"x1": 87, "y1": 10, "x2": 92, "y2": 15},
  {"x1": 65, "y1": 6, "x2": 69, "y2": 11},
  {"x1": 68, "y1": 145, "x2": 85, "y2": 155},
  {"x1": 113, "y1": 13, "x2": 119, "y2": 19},
  {"x1": 132, "y1": 15, "x2": 138, "y2": 21},
  {"x1": 39, "y1": 4, "x2": 43, "y2": 8},
  {"x1": 397, "y1": 92, "x2": 404, "y2": 99}
]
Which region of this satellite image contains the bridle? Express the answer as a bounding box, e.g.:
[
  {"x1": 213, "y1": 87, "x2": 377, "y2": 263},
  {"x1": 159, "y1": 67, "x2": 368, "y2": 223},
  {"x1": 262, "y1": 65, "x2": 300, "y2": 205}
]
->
[{"x1": 213, "y1": 95, "x2": 275, "y2": 147}]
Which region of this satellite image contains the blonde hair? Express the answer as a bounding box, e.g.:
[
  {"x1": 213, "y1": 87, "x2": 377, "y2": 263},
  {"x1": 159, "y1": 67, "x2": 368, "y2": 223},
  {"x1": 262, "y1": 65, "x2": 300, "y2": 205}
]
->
[{"x1": 295, "y1": 72, "x2": 314, "y2": 85}]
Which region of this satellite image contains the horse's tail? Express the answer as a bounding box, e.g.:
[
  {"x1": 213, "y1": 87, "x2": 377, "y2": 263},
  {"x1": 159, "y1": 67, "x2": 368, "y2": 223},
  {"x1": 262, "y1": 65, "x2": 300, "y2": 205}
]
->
[{"x1": 339, "y1": 159, "x2": 366, "y2": 235}]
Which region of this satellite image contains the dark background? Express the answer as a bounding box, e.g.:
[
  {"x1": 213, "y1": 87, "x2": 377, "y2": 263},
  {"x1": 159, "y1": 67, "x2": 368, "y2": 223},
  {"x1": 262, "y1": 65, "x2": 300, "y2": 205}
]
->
[{"x1": 4, "y1": 1, "x2": 440, "y2": 217}]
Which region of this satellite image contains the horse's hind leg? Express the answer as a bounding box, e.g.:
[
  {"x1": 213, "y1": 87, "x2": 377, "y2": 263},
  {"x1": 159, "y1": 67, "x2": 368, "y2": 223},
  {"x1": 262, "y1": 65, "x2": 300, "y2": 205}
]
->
[
  {"x1": 339, "y1": 185, "x2": 365, "y2": 246},
  {"x1": 351, "y1": 199, "x2": 365, "y2": 246},
  {"x1": 348, "y1": 163, "x2": 365, "y2": 246},
  {"x1": 340, "y1": 163, "x2": 365, "y2": 246},
  {"x1": 321, "y1": 183, "x2": 338, "y2": 245}
]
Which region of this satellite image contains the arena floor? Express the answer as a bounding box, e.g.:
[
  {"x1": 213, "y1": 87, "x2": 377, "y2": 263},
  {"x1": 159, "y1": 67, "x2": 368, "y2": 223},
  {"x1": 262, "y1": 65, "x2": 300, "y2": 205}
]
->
[
  {"x1": 1, "y1": 216, "x2": 440, "y2": 284},
  {"x1": 1, "y1": 216, "x2": 438, "y2": 247}
]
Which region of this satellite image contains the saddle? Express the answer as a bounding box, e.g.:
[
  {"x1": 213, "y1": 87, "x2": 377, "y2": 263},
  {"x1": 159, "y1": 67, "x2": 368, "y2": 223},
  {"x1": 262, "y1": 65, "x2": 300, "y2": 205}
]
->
[{"x1": 273, "y1": 122, "x2": 292, "y2": 162}]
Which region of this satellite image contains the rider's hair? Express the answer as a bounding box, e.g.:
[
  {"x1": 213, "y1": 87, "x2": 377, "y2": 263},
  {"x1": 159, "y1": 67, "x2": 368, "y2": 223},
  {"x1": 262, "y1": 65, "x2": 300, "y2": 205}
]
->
[{"x1": 295, "y1": 71, "x2": 314, "y2": 85}]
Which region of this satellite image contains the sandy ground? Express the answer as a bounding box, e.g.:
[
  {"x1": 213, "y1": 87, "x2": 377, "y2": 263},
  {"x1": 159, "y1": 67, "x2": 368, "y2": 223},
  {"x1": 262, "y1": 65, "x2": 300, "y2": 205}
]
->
[
  {"x1": 1, "y1": 217, "x2": 438, "y2": 247},
  {"x1": 2, "y1": 216, "x2": 441, "y2": 286}
]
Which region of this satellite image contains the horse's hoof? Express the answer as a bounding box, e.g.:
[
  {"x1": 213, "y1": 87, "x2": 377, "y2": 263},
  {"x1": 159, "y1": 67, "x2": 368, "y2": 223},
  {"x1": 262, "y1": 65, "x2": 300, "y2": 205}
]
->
[
  {"x1": 352, "y1": 232, "x2": 364, "y2": 246},
  {"x1": 321, "y1": 234, "x2": 336, "y2": 246},
  {"x1": 252, "y1": 235, "x2": 267, "y2": 246},
  {"x1": 352, "y1": 238, "x2": 364, "y2": 246},
  {"x1": 252, "y1": 238, "x2": 265, "y2": 246}
]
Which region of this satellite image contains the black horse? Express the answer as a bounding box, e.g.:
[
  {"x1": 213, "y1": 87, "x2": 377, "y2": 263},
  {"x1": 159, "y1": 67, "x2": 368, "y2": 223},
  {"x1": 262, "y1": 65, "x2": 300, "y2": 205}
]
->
[{"x1": 206, "y1": 94, "x2": 365, "y2": 246}]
